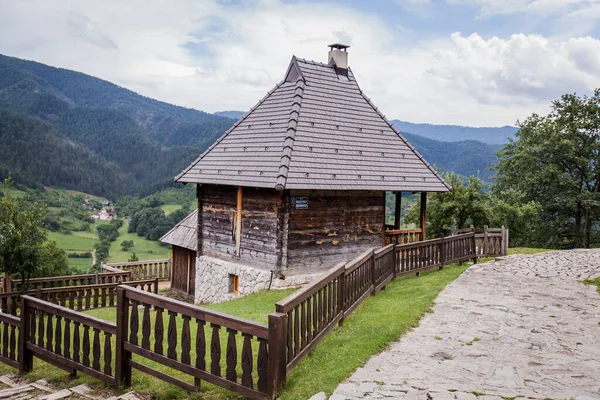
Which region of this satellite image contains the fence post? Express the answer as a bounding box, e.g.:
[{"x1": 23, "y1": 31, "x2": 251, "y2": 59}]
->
[
  {"x1": 501, "y1": 226, "x2": 507, "y2": 256},
  {"x1": 483, "y1": 225, "x2": 489, "y2": 257},
  {"x1": 504, "y1": 227, "x2": 509, "y2": 256},
  {"x1": 370, "y1": 251, "x2": 376, "y2": 295},
  {"x1": 392, "y1": 243, "x2": 398, "y2": 278},
  {"x1": 18, "y1": 296, "x2": 33, "y2": 374},
  {"x1": 153, "y1": 278, "x2": 159, "y2": 294},
  {"x1": 338, "y1": 270, "x2": 346, "y2": 326},
  {"x1": 115, "y1": 287, "x2": 131, "y2": 388},
  {"x1": 440, "y1": 236, "x2": 446, "y2": 269},
  {"x1": 267, "y1": 312, "x2": 287, "y2": 399},
  {"x1": 471, "y1": 233, "x2": 477, "y2": 263}
]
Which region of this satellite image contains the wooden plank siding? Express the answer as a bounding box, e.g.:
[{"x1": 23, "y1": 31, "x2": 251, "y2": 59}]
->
[
  {"x1": 286, "y1": 190, "x2": 385, "y2": 275},
  {"x1": 199, "y1": 185, "x2": 282, "y2": 271},
  {"x1": 171, "y1": 246, "x2": 196, "y2": 295}
]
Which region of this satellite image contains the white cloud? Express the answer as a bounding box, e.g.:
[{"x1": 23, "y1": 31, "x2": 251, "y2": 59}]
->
[{"x1": 0, "y1": 0, "x2": 598, "y2": 127}]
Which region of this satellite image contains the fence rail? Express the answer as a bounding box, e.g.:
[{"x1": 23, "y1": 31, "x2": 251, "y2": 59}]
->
[
  {"x1": 383, "y1": 228, "x2": 423, "y2": 245},
  {"x1": 103, "y1": 259, "x2": 170, "y2": 281},
  {"x1": 0, "y1": 279, "x2": 158, "y2": 316},
  {"x1": 8, "y1": 271, "x2": 131, "y2": 292}
]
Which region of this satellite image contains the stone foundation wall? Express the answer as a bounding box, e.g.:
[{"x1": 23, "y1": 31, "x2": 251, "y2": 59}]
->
[{"x1": 194, "y1": 255, "x2": 320, "y2": 304}]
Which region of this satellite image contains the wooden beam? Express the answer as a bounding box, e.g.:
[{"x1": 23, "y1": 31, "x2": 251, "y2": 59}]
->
[
  {"x1": 420, "y1": 192, "x2": 427, "y2": 241},
  {"x1": 235, "y1": 187, "x2": 243, "y2": 256},
  {"x1": 186, "y1": 250, "x2": 191, "y2": 295},
  {"x1": 394, "y1": 192, "x2": 402, "y2": 229},
  {"x1": 196, "y1": 185, "x2": 203, "y2": 256}
]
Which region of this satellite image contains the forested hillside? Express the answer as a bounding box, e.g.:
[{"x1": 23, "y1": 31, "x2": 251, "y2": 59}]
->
[
  {"x1": 0, "y1": 54, "x2": 233, "y2": 196},
  {"x1": 402, "y1": 132, "x2": 500, "y2": 182}
]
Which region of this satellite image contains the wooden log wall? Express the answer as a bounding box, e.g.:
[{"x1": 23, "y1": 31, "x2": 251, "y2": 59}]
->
[
  {"x1": 286, "y1": 190, "x2": 384, "y2": 274},
  {"x1": 200, "y1": 185, "x2": 282, "y2": 271}
]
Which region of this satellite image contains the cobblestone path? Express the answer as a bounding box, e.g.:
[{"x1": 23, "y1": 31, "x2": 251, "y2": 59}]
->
[{"x1": 330, "y1": 250, "x2": 600, "y2": 400}]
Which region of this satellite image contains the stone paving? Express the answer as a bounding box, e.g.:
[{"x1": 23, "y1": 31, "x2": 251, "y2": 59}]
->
[{"x1": 329, "y1": 250, "x2": 600, "y2": 400}]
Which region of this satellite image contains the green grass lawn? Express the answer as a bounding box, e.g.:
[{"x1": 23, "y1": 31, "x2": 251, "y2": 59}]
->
[
  {"x1": 0, "y1": 263, "x2": 467, "y2": 399},
  {"x1": 107, "y1": 220, "x2": 170, "y2": 263},
  {"x1": 160, "y1": 204, "x2": 183, "y2": 216},
  {"x1": 67, "y1": 257, "x2": 92, "y2": 273},
  {"x1": 48, "y1": 231, "x2": 95, "y2": 252},
  {"x1": 508, "y1": 247, "x2": 552, "y2": 255}
]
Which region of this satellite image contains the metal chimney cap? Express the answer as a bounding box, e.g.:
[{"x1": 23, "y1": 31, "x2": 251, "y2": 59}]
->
[{"x1": 328, "y1": 43, "x2": 350, "y2": 51}]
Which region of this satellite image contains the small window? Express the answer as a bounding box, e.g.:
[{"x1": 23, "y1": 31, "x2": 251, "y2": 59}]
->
[{"x1": 228, "y1": 274, "x2": 239, "y2": 294}]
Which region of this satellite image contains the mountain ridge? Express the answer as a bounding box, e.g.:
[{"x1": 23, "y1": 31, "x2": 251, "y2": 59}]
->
[{"x1": 0, "y1": 53, "x2": 233, "y2": 196}]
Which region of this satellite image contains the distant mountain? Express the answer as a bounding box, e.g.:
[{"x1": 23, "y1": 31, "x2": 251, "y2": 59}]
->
[
  {"x1": 392, "y1": 120, "x2": 517, "y2": 145},
  {"x1": 402, "y1": 132, "x2": 500, "y2": 182},
  {"x1": 0, "y1": 54, "x2": 234, "y2": 196},
  {"x1": 214, "y1": 110, "x2": 245, "y2": 120}
]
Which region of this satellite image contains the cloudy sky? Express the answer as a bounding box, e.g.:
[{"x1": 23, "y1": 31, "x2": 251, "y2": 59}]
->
[{"x1": 1, "y1": 0, "x2": 599, "y2": 127}]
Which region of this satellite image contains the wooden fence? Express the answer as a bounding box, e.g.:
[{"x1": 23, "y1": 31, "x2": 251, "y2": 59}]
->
[
  {"x1": 0, "y1": 229, "x2": 507, "y2": 399},
  {"x1": 116, "y1": 286, "x2": 285, "y2": 399},
  {"x1": 7, "y1": 271, "x2": 131, "y2": 292},
  {"x1": 0, "y1": 279, "x2": 158, "y2": 316},
  {"x1": 19, "y1": 295, "x2": 117, "y2": 385},
  {"x1": 383, "y1": 228, "x2": 423, "y2": 245},
  {"x1": 103, "y1": 259, "x2": 170, "y2": 281},
  {"x1": 275, "y1": 230, "x2": 507, "y2": 376}
]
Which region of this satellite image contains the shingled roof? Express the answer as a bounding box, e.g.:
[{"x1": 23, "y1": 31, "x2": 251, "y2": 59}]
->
[
  {"x1": 159, "y1": 210, "x2": 197, "y2": 251},
  {"x1": 176, "y1": 54, "x2": 450, "y2": 192}
]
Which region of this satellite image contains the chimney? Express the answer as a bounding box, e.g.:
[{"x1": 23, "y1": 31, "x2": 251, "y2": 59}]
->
[{"x1": 328, "y1": 43, "x2": 350, "y2": 70}]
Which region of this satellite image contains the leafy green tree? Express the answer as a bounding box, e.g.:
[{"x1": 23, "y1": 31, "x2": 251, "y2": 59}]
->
[
  {"x1": 406, "y1": 173, "x2": 490, "y2": 237},
  {"x1": 121, "y1": 240, "x2": 134, "y2": 251},
  {"x1": 128, "y1": 252, "x2": 139, "y2": 262},
  {"x1": 36, "y1": 241, "x2": 69, "y2": 278},
  {"x1": 495, "y1": 89, "x2": 600, "y2": 248},
  {"x1": 0, "y1": 177, "x2": 49, "y2": 288}
]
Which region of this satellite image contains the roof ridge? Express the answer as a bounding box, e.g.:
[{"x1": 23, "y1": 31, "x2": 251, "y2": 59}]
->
[
  {"x1": 295, "y1": 57, "x2": 333, "y2": 68},
  {"x1": 275, "y1": 76, "x2": 306, "y2": 191},
  {"x1": 175, "y1": 81, "x2": 286, "y2": 183},
  {"x1": 357, "y1": 91, "x2": 452, "y2": 192}
]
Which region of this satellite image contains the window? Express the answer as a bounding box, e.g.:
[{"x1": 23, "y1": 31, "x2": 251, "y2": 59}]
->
[{"x1": 228, "y1": 274, "x2": 239, "y2": 294}]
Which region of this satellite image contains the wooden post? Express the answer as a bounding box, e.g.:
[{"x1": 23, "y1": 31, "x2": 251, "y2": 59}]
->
[
  {"x1": 503, "y1": 227, "x2": 509, "y2": 256},
  {"x1": 235, "y1": 187, "x2": 243, "y2": 257},
  {"x1": 115, "y1": 287, "x2": 131, "y2": 388},
  {"x1": 483, "y1": 225, "x2": 488, "y2": 257},
  {"x1": 18, "y1": 296, "x2": 33, "y2": 373},
  {"x1": 338, "y1": 271, "x2": 346, "y2": 326},
  {"x1": 394, "y1": 192, "x2": 402, "y2": 229},
  {"x1": 420, "y1": 192, "x2": 427, "y2": 241},
  {"x1": 392, "y1": 243, "x2": 398, "y2": 278},
  {"x1": 186, "y1": 251, "x2": 191, "y2": 295},
  {"x1": 471, "y1": 233, "x2": 477, "y2": 263},
  {"x1": 197, "y1": 185, "x2": 204, "y2": 256},
  {"x1": 440, "y1": 236, "x2": 446, "y2": 269},
  {"x1": 267, "y1": 312, "x2": 287, "y2": 399},
  {"x1": 370, "y1": 252, "x2": 376, "y2": 295}
]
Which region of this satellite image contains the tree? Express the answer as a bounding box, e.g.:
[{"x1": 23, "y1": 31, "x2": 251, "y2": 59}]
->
[
  {"x1": 495, "y1": 89, "x2": 600, "y2": 248},
  {"x1": 406, "y1": 172, "x2": 490, "y2": 238},
  {"x1": 36, "y1": 241, "x2": 69, "y2": 278},
  {"x1": 121, "y1": 240, "x2": 134, "y2": 252},
  {"x1": 0, "y1": 177, "x2": 49, "y2": 289},
  {"x1": 128, "y1": 252, "x2": 139, "y2": 262}
]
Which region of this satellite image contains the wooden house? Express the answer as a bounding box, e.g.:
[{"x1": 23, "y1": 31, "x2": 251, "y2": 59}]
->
[
  {"x1": 159, "y1": 210, "x2": 197, "y2": 296},
  {"x1": 175, "y1": 44, "x2": 450, "y2": 303}
]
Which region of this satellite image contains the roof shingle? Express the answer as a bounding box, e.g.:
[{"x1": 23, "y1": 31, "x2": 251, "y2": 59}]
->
[{"x1": 176, "y1": 56, "x2": 450, "y2": 192}]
